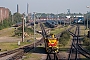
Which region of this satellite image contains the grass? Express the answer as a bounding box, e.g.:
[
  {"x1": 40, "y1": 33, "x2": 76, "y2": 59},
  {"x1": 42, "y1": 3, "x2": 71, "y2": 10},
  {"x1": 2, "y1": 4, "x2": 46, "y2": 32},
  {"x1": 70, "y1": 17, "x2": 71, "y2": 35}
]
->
[
  {"x1": 0, "y1": 41, "x2": 33, "y2": 52},
  {"x1": 80, "y1": 55, "x2": 90, "y2": 60},
  {"x1": 50, "y1": 28, "x2": 64, "y2": 35},
  {"x1": 0, "y1": 27, "x2": 15, "y2": 37},
  {"x1": 70, "y1": 25, "x2": 77, "y2": 33},
  {"x1": 80, "y1": 58, "x2": 89, "y2": 60},
  {"x1": 50, "y1": 25, "x2": 71, "y2": 35},
  {"x1": 35, "y1": 23, "x2": 42, "y2": 31},
  {"x1": 0, "y1": 25, "x2": 42, "y2": 52},
  {"x1": 0, "y1": 42, "x2": 18, "y2": 51},
  {"x1": 23, "y1": 53, "x2": 41, "y2": 60},
  {"x1": 70, "y1": 25, "x2": 89, "y2": 36},
  {"x1": 23, "y1": 46, "x2": 44, "y2": 60},
  {"x1": 80, "y1": 26, "x2": 89, "y2": 35}
]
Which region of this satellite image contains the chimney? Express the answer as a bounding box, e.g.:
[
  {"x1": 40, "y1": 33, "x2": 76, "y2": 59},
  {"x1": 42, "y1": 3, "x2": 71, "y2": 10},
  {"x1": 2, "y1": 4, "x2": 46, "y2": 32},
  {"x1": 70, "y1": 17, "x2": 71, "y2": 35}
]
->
[
  {"x1": 17, "y1": 4, "x2": 19, "y2": 13},
  {"x1": 27, "y1": 3, "x2": 29, "y2": 14}
]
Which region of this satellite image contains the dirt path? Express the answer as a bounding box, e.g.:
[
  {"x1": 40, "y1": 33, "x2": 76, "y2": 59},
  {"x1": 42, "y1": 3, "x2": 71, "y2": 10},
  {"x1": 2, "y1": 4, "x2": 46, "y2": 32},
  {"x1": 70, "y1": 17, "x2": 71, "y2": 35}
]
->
[{"x1": 0, "y1": 36, "x2": 21, "y2": 42}]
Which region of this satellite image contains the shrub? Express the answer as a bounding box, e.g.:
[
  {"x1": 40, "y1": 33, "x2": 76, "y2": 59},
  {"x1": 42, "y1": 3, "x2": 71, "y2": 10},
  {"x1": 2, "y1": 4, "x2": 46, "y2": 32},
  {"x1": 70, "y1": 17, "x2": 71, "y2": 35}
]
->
[{"x1": 59, "y1": 31, "x2": 70, "y2": 46}]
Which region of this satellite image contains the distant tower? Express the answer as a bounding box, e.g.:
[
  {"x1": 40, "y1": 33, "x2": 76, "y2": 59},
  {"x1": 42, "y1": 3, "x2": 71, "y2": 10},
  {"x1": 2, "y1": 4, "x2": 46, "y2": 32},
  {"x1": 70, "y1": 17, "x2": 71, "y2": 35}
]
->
[
  {"x1": 27, "y1": 3, "x2": 29, "y2": 14},
  {"x1": 17, "y1": 4, "x2": 19, "y2": 13},
  {"x1": 67, "y1": 9, "x2": 70, "y2": 14},
  {"x1": 27, "y1": 3, "x2": 30, "y2": 20}
]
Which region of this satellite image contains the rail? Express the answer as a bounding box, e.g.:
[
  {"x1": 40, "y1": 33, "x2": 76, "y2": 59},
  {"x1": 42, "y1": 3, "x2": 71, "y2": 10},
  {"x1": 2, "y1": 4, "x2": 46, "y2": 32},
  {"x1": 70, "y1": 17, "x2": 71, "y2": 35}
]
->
[{"x1": 68, "y1": 25, "x2": 90, "y2": 60}]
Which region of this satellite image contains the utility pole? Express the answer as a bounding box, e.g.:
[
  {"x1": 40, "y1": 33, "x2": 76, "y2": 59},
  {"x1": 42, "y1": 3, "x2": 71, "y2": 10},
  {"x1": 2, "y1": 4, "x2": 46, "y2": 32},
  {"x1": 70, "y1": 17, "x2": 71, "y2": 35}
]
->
[
  {"x1": 33, "y1": 12, "x2": 36, "y2": 50},
  {"x1": 57, "y1": 11, "x2": 59, "y2": 24},
  {"x1": 69, "y1": 13, "x2": 71, "y2": 25},
  {"x1": 87, "y1": 11, "x2": 88, "y2": 29},
  {"x1": 47, "y1": 14, "x2": 48, "y2": 20},
  {"x1": 64, "y1": 12, "x2": 65, "y2": 26},
  {"x1": 86, "y1": 6, "x2": 90, "y2": 29},
  {"x1": 24, "y1": 16, "x2": 26, "y2": 27},
  {"x1": 22, "y1": 14, "x2": 25, "y2": 42},
  {"x1": 83, "y1": 14, "x2": 86, "y2": 36}
]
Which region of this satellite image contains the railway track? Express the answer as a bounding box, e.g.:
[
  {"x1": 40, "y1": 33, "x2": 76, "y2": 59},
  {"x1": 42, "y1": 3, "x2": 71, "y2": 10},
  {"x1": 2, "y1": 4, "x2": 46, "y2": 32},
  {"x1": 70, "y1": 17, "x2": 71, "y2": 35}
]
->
[
  {"x1": 68, "y1": 25, "x2": 90, "y2": 60},
  {"x1": 41, "y1": 24, "x2": 76, "y2": 60},
  {"x1": 0, "y1": 24, "x2": 75, "y2": 60},
  {"x1": 46, "y1": 53, "x2": 61, "y2": 60},
  {"x1": 0, "y1": 23, "x2": 60, "y2": 60},
  {"x1": 0, "y1": 38, "x2": 44, "y2": 60},
  {"x1": 0, "y1": 23, "x2": 59, "y2": 60}
]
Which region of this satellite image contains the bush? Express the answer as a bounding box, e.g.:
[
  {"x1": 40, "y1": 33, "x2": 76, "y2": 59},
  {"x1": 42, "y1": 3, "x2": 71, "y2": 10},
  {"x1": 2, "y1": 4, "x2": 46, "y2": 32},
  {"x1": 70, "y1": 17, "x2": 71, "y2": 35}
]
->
[
  {"x1": 82, "y1": 36, "x2": 90, "y2": 51},
  {"x1": 14, "y1": 27, "x2": 34, "y2": 37},
  {"x1": 24, "y1": 27, "x2": 34, "y2": 34},
  {"x1": 83, "y1": 37, "x2": 90, "y2": 46},
  {"x1": 0, "y1": 18, "x2": 12, "y2": 30},
  {"x1": 86, "y1": 46, "x2": 90, "y2": 51},
  {"x1": 59, "y1": 31, "x2": 70, "y2": 46}
]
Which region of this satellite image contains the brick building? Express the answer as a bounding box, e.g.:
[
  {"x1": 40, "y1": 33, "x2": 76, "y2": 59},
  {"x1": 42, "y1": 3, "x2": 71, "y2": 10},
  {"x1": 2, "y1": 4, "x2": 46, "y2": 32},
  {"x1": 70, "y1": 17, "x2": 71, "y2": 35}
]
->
[{"x1": 0, "y1": 7, "x2": 10, "y2": 22}]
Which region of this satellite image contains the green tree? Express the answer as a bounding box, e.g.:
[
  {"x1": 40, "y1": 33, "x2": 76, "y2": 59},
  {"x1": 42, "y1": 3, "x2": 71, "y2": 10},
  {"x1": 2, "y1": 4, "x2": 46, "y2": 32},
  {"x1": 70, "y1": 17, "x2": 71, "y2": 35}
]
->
[
  {"x1": 0, "y1": 11, "x2": 12, "y2": 30},
  {"x1": 13, "y1": 13, "x2": 22, "y2": 24}
]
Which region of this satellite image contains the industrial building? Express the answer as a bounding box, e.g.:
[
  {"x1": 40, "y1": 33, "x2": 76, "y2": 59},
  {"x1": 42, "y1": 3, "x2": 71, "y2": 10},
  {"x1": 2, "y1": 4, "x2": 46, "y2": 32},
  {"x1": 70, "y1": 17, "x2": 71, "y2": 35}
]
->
[{"x1": 0, "y1": 7, "x2": 10, "y2": 22}]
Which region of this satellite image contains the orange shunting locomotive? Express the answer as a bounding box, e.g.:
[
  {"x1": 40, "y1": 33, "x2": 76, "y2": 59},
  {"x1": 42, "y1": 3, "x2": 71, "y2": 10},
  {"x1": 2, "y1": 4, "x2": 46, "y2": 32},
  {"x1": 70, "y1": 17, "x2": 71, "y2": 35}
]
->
[{"x1": 45, "y1": 34, "x2": 59, "y2": 53}]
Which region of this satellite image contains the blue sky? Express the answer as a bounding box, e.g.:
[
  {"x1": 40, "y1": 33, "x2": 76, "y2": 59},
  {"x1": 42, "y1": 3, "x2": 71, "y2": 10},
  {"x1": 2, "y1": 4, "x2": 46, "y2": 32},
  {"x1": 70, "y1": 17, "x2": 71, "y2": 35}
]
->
[{"x1": 0, "y1": 0, "x2": 90, "y2": 14}]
